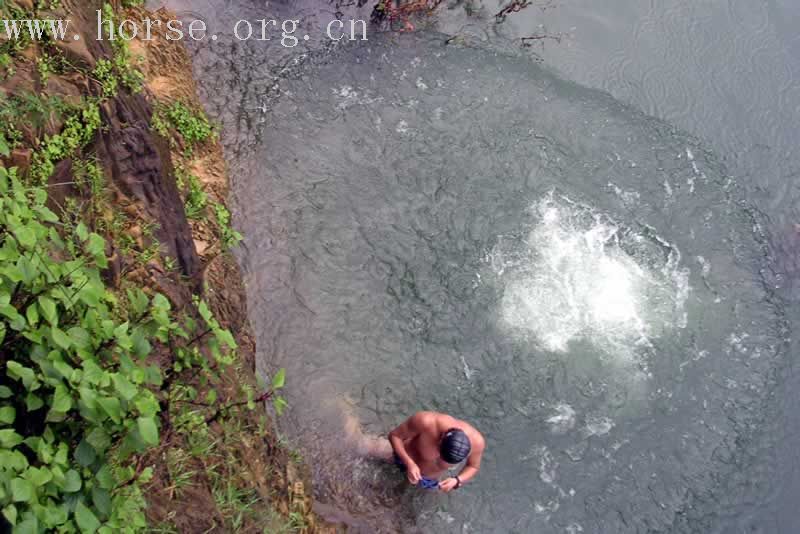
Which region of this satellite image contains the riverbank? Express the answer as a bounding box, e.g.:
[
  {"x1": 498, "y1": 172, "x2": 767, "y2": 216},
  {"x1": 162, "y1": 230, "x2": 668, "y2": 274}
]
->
[{"x1": 0, "y1": 0, "x2": 326, "y2": 531}]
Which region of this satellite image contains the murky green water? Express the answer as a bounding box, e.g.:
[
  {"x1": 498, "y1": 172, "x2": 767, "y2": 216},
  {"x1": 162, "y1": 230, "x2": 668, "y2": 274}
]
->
[
  {"x1": 161, "y1": 1, "x2": 796, "y2": 531},
  {"x1": 232, "y1": 34, "x2": 784, "y2": 532}
]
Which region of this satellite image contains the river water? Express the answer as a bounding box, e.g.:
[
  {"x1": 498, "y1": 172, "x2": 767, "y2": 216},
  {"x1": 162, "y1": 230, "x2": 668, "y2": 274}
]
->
[{"x1": 158, "y1": 1, "x2": 798, "y2": 532}]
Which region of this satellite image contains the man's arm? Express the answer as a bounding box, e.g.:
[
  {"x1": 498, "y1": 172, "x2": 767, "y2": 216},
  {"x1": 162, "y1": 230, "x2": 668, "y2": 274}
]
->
[
  {"x1": 388, "y1": 412, "x2": 429, "y2": 484},
  {"x1": 440, "y1": 433, "x2": 485, "y2": 493}
]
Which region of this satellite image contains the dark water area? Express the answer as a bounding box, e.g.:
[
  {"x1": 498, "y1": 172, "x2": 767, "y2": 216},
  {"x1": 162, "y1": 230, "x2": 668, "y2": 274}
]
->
[{"x1": 156, "y1": 1, "x2": 799, "y2": 531}]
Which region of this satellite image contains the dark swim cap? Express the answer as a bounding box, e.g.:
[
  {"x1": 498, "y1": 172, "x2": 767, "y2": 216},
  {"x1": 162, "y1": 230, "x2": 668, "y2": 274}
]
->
[{"x1": 440, "y1": 428, "x2": 471, "y2": 464}]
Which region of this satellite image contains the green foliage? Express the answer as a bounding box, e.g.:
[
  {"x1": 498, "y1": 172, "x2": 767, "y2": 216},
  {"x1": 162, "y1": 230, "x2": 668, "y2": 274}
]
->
[
  {"x1": 92, "y1": 59, "x2": 118, "y2": 98},
  {"x1": 257, "y1": 368, "x2": 288, "y2": 417},
  {"x1": 30, "y1": 101, "x2": 101, "y2": 183},
  {"x1": 271, "y1": 370, "x2": 287, "y2": 416},
  {"x1": 195, "y1": 298, "x2": 237, "y2": 367},
  {"x1": 0, "y1": 1, "x2": 276, "y2": 529},
  {"x1": 164, "y1": 448, "x2": 195, "y2": 497},
  {"x1": 162, "y1": 256, "x2": 177, "y2": 272},
  {"x1": 0, "y1": 93, "x2": 72, "y2": 150},
  {"x1": 91, "y1": 3, "x2": 144, "y2": 97},
  {"x1": 0, "y1": 3, "x2": 31, "y2": 59},
  {"x1": 72, "y1": 158, "x2": 105, "y2": 200},
  {"x1": 150, "y1": 111, "x2": 169, "y2": 139},
  {"x1": 112, "y1": 43, "x2": 144, "y2": 95},
  {"x1": 0, "y1": 162, "x2": 247, "y2": 531},
  {"x1": 152, "y1": 102, "x2": 216, "y2": 157},
  {"x1": 288, "y1": 510, "x2": 308, "y2": 531},
  {"x1": 36, "y1": 0, "x2": 63, "y2": 10},
  {"x1": 0, "y1": 52, "x2": 14, "y2": 79},
  {"x1": 210, "y1": 475, "x2": 259, "y2": 532},
  {"x1": 180, "y1": 171, "x2": 207, "y2": 220},
  {"x1": 1, "y1": 92, "x2": 71, "y2": 123},
  {"x1": 36, "y1": 54, "x2": 56, "y2": 85},
  {"x1": 91, "y1": 45, "x2": 143, "y2": 97},
  {"x1": 212, "y1": 203, "x2": 243, "y2": 251},
  {"x1": 0, "y1": 165, "x2": 162, "y2": 531}
]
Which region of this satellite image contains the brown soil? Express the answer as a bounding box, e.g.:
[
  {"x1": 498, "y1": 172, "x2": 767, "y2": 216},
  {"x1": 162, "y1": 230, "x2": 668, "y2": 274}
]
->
[{"x1": 1, "y1": 0, "x2": 338, "y2": 531}]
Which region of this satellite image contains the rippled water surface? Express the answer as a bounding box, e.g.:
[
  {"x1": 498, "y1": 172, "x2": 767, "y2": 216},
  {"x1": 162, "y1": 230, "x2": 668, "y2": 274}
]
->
[{"x1": 160, "y1": 0, "x2": 798, "y2": 531}]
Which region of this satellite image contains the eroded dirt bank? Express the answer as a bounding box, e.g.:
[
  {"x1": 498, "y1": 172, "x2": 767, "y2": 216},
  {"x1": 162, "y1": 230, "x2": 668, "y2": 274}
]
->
[{"x1": 0, "y1": 0, "x2": 330, "y2": 531}]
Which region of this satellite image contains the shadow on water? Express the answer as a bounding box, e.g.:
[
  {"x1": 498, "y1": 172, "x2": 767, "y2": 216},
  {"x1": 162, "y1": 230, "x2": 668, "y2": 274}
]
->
[{"x1": 155, "y1": 1, "x2": 796, "y2": 531}]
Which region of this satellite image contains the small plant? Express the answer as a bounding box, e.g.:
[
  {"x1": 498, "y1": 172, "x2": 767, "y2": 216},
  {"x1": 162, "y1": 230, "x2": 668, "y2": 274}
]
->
[
  {"x1": 90, "y1": 3, "x2": 144, "y2": 96},
  {"x1": 0, "y1": 3, "x2": 32, "y2": 58},
  {"x1": 183, "y1": 172, "x2": 208, "y2": 220},
  {"x1": 73, "y1": 157, "x2": 106, "y2": 214},
  {"x1": 150, "y1": 110, "x2": 169, "y2": 139},
  {"x1": 30, "y1": 100, "x2": 101, "y2": 183},
  {"x1": 1, "y1": 92, "x2": 72, "y2": 140},
  {"x1": 165, "y1": 448, "x2": 196, "y2": 497},
  {"x1": 257, "y1": 368, "x2": 288, "y2": 416},
  {"x1": 288, "y1": 510, "x2": 308, "y2": 530},
  {"x1": 112, "y1": 44, "x2": 144, "y2": 94},
  {"x1": 153, "y1": 101, "x2": 216, "y2": 157},
  {"x1": 0, "y1": 0, "x2": 280, "y2": 529},
  {"x1": 0, "y1": 132, "x2": 9, "y2": 158},
  {"x1": 91, "y1": 48, "x2": 143, "y2": 97},
  {"x1": 36, "y1": 0, "x2": 63, "y2": 9},
  {"x1": 163, "y1": 256, "x2": 177, "y2": 272},
  {"x1": 92, "y1": 59, "x2": 118, "y2": 97},
  {"x1": 212, "y1": 202, "x2": 243, "y2": 250},
  {"x1": 210, "y1": 475, "x2": 260, "y2": 532},
  {"x1": 0, "y1": 52, "x2": 14, "y2": 78},
  {"x1": 36, "y1": 54, "x2": 56, "y2": 84}
]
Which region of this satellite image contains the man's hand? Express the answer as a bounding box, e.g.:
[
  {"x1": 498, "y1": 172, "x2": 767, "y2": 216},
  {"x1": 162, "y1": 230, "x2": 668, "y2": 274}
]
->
[
  {"x1": 439, "y1": 477, "x2": 459, "y2": 493},
  {"x1": 405, "y1": 462, "x2": 422, "y2": 485}
]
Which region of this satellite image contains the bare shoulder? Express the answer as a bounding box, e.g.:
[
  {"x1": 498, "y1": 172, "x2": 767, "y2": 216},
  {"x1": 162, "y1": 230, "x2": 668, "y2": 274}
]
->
[
  {"x1": 410, "y1": 411, "x2": 440, "y2": 428},
  {"x1": 460, "y1": 420, "x2": 486, "y2": 451}
]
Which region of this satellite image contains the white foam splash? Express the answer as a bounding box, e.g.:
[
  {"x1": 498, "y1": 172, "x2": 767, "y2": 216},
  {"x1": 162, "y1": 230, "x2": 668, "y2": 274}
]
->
[
  {"x1": 461, "y1": 355, "x2": 476, "y2": 380},
  {"x1": 583, "y1": 415, "x2": 614, "y2": 437},
  {"x1": 546, "y1": 403, "x2": 576, "y2": 434},
  {"x1": 607, "y1": 181, "x2": 641, "y2": 206},
  {"x1": 494, "y1": 194, "x2": 689, "y2": 364}
]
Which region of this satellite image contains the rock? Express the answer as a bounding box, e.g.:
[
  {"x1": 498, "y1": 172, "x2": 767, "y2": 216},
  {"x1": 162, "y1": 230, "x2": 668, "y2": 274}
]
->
[
  {"x1": 52, "y1": 32, "x2": 95, "y2": 70},
  {"x1": 45, "y1": 159, "x2": 77, "y2": 216},
  {"x1": 146, "y1": 259, "x2": 164, "y2": 274},
  {"x1": 1, "y1": 61, "x2": 35, "y2": 100},
  {"x1": 102, "y1": 249, "x2": 123, "y2": 288},
  {"x1": 19, "y1": 46, "x2": 37, "y2": 62},
  {"x1": 42, "y1": 76, "x2": 84, "y2": 134},
  {"x1": 123, "y1": 202, "x2": 140, "y2": 218},
  {"x1": 9, "y1": 148, "x2": 32, "y2": 173},
  {"x1": 43, "y1": 74, "x2": 84, "y2": 103},
  {"x1": 95, "y1": 93, "x2": 200, "y2": 281},
  {"x1": 11, "y1": 0, "x2": 34, "y2": 11},
  {"x1": 193, "y1": 239, "x2": 209, "y2": 255}
]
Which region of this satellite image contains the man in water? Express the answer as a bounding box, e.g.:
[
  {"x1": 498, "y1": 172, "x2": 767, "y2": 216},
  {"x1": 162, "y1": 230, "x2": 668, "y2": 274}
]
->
[{"x1": 386, "y1": 411, "x2": 485, "y2": 492}]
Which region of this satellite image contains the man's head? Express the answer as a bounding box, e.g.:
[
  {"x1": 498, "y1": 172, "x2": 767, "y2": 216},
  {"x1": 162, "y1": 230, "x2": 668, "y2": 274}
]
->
[{"x1": 440, "y1": 428, "x2": 471, "y2": 464}]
